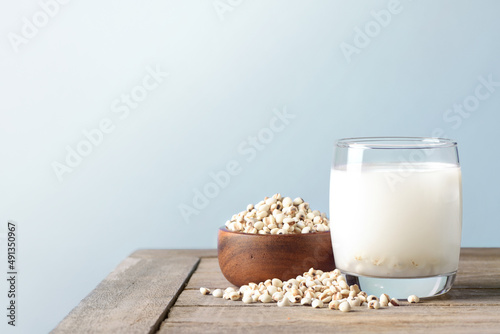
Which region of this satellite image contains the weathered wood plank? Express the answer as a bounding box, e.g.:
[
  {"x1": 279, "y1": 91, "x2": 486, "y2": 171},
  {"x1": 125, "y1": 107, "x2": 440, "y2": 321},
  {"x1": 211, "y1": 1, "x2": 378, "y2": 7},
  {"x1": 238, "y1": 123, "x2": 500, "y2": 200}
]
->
[
  {"x1": 159, "y1": 320, "x2": 500, "y2": 334},
  {"x1": 455, "y1": 268, "x2": 500, "y2": 288},
  {"x1": 195, "y1": 257, "x2": 222, "y2": 273},
  {"x1": 175, "y1": 288, "x2": 500, "y2": 307},
  {"x1": 454, "y1": 248, "x2": 500, "y2": 288},
  {"x1": 431, "y1": 288, "x2": 500, "y2": 305},
  {"x1": 159, "y1": 305, "x2": 500, "y2": 333},
  {"x1": 163, "y1": 248, "x2": 500, "y2": 333},
  {"x1": 175, "y1": 290, "x2": 276, "y2": 307},
  {"x1": 185, "y1": 248, "x2": 500, "y2": 290},
  {"x1": 459, "y1": 248, "x2": 500, "y2": 260},
  {"x1": 53, "y1": 248, "x2": 500, "y2": 334},
  {"x1": 131, "y1": 249, "x2": 217, "y2": 259},
  {"x1": 52, "y1": 253, "x2": 200, "y2": 334},
  {"x1": 185, "y1": 271, "x2": 235, "y2": 290},
  {"x1": 159, "y1": 321, "x2": 500, "y2": 334}
]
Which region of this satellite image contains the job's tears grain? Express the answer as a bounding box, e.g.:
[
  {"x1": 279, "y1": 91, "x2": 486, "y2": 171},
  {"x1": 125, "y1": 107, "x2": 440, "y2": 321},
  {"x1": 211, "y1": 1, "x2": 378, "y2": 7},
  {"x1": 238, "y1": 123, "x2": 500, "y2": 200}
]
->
[
  {"x1": 225, "y1": 194, "x2": 330, "y2": 234},
  {"x1": 198, "y1": 268, "x2": 426, "y2": 313}
]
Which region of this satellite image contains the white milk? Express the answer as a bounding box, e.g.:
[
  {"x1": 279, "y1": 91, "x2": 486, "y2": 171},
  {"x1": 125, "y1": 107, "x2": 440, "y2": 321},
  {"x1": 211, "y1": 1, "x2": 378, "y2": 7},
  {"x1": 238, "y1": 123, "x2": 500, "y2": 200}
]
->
[{"x1": 330, "y1": 162, "x2": 462, "y2": 278}]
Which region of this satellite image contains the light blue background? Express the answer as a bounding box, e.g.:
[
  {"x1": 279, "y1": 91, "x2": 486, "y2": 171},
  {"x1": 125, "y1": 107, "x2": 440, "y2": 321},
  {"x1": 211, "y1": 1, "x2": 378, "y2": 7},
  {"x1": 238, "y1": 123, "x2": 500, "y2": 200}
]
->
[{"x1": 1, "y1": 0, "x2": 499, "y2": 332}]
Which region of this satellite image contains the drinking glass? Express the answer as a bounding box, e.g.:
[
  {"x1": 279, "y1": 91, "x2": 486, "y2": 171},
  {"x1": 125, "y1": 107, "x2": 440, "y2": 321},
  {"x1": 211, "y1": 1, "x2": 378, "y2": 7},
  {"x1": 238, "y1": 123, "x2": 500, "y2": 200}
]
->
[{"x1": 330, "y1": 137, "x2": 462, "y2": 298}]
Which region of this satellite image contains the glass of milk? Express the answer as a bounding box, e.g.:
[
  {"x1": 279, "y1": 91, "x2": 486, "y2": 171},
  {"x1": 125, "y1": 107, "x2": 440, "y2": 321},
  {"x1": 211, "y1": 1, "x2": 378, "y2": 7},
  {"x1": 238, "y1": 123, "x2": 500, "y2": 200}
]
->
[{"x1": 330, "y1": 137, "x2": 462, "y2": 299}]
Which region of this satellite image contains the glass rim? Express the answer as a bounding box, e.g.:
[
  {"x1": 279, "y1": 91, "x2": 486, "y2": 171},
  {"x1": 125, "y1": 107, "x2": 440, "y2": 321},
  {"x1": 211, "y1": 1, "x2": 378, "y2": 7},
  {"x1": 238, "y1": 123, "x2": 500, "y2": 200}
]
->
[{"x1": 335, "y1": 137, "x2": 457, "y2": 149}]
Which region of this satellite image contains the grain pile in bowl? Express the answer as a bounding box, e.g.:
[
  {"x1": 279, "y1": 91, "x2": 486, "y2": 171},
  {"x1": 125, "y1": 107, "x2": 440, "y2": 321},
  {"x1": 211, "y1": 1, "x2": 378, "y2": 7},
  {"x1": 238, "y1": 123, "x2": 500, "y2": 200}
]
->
[{"x1": 225, "y1": 193, "x2": 329, "y2": 234}]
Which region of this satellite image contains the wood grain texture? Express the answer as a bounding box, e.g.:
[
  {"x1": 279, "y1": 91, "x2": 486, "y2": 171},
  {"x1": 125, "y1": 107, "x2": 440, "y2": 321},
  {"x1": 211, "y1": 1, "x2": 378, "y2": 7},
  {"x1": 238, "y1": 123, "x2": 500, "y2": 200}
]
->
[
  {"x1": 195, "y1": 257, "x2": 221, "y2": 273},
  {"x1": 161, "y1": 248, "x2": 500, "y2": 334},
  {"x1": 185, "y1": 271, "x2": 236, "y2": 291},
  {"x1": 159, "y1": 322, "x2": 500, "y2": 334},
  {"x1": 160, "y1": 306, "x2": 500, "y2": 334},
  {"x1": 175, "y1": 288, "x2": 500, "y2": 307},
  {"x1": 52, "y1": 252, "x2": 200, "y2": 334},
  {"x1": 131, "y1": 249, "x2": 217, "y2": 259},
  {"x1": 54, "y1": 248, "x2": 500, "y2": 334},
  {"x1": 218, "y1": 228, "x2": 335, "y2": 286}
]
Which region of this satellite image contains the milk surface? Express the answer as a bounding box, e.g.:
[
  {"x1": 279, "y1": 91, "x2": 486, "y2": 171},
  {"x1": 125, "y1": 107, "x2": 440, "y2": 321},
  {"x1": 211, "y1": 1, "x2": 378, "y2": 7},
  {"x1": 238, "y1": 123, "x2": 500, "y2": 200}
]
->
[{"x1": 330, "y1": 162, "x2": 462, "y2": 278}]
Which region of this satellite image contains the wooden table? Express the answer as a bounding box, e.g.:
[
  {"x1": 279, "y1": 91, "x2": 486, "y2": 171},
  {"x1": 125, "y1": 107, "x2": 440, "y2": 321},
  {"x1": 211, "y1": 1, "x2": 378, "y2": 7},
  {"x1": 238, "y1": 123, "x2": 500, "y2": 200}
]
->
[{"x1": 53, "y1": 248, "x2": 500, "y2": 333}]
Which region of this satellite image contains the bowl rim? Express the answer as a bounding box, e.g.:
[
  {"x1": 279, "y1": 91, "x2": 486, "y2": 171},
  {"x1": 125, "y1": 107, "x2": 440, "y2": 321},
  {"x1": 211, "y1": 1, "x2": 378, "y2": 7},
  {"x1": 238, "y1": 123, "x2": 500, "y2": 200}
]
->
[{"x1": 219, "y1": 227, "x2": 331, "y2": 237}]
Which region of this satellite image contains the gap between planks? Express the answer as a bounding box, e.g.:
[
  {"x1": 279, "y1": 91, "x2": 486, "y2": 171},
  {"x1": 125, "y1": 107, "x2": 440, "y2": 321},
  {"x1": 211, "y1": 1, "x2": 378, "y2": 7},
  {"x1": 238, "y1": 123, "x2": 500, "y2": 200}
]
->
[{"x1": 150, "y1": 257, "x2": 202, "y2": 333}]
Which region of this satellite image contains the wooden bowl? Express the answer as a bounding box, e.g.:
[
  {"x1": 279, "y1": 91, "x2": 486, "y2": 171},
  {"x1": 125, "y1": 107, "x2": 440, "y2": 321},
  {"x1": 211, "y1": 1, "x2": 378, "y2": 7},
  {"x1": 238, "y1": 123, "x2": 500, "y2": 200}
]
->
[{"x1": 218, "y1": 227, "x2": 335, "y2": 287}]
